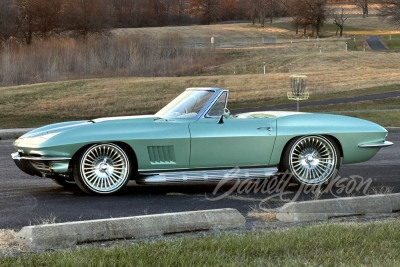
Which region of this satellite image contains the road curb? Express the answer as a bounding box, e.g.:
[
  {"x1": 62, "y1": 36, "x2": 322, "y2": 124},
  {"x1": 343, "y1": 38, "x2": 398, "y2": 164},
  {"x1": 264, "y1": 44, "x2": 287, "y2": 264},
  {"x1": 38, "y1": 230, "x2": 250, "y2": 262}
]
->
[
  {"x1": 276, "y1": 193, "x2": 400, "y2": 222},
  {"x1": 15, "y1": 208, "x2": 245, "y2": 251}
]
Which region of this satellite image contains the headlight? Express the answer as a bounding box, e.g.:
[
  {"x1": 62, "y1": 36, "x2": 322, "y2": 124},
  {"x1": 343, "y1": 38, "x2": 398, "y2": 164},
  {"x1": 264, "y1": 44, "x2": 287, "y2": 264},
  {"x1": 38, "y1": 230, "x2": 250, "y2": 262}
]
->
[{"x1": 14, "y1": 132, "x2": 61, "y2": 147}]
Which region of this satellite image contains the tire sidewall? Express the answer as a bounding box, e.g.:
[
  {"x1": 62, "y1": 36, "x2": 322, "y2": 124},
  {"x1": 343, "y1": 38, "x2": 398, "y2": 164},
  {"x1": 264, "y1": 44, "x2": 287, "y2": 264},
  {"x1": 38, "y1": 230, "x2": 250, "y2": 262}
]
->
[
  {"x1": 73, "y1": 143, "x2": 131, "y2": 195},
  {"x1": 281, "y1": 135, "x2": 341, "y2": 186}
]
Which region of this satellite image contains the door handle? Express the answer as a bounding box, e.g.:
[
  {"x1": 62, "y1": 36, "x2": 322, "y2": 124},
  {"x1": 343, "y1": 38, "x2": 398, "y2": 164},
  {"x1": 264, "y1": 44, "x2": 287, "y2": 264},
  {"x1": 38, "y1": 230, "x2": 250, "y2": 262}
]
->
[{"x1": 257, "y1": 126, "x2": 272, "y2": 131}]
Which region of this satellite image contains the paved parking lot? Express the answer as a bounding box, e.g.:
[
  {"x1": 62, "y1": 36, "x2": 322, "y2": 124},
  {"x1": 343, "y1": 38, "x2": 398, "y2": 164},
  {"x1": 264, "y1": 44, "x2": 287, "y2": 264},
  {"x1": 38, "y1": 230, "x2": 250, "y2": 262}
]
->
[{"x1": 0, "y1": 132, "x2": 398, "y2": 230}]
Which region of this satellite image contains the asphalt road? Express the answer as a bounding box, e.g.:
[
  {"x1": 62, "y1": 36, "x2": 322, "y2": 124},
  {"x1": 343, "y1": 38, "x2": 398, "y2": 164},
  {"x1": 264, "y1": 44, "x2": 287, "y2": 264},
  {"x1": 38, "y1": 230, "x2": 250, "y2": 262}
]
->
[
  {"x1": 1, "y1": 134, "x2": 399, "y2": 230},
  {"x1": 367, "y1": 36, "x2": 387, "y2": 51}
]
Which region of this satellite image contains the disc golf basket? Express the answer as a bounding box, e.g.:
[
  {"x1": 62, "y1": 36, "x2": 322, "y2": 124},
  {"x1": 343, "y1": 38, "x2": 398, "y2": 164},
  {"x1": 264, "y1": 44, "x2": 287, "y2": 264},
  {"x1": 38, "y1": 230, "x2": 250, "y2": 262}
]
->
[{"x1": 287, "y1": 75, "x2": 309, "y2": 111}]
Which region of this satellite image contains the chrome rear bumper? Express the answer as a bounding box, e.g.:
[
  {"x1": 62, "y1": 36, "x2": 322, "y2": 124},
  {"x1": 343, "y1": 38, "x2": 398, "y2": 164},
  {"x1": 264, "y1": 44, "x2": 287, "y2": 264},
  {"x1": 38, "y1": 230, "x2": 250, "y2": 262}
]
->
[{"x1": 358, "y1": 141, "x2": 393, "y2": 148}]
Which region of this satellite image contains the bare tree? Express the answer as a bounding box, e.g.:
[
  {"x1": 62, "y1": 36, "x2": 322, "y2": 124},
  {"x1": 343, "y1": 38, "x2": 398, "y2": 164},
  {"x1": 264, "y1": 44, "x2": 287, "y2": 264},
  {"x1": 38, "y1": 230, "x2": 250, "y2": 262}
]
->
[
  {"x1": 379, "y1": 0, "x2": 400, "y2": 26},
  {"x1": 254, "y1": 0, "x2": 267, "y2": 26},
  {"x1": 175, "y1": 0, "x2": 190, "y2": 24},
  {"x1": 15, "y1": 0, "x2": 62, "y2": 44},
  {"x1": 333, "y1": 8, "x2": 348, "y2": 37},
  {"x1": 61, "y1": 0, "x2": 114, "y2": 36},
  {"x1": 189, "y1": 0, "x2": 222, "y2": 24},
  {"x1": 289, "y1": 0, "x2": 326, "y2": 37},
  {"x1": 111, "y1": 0, "x2": 155, "y2": 27},
  {"x1": 266, "y1": 0, "x2": 282, "y2": 23},
  {"x1": 0, "y1": 0, "x2": 19, "y2": 42},
  {"x1": 305, "y1": 0, "x2": 326, "y2": 37},
  {"x1": 250, "y1": 0, "x2": 281, "y2": 26},
  {"x1": 355, "y1": 0, "x2": 368, "y2": 18},
  {"x1": 219, "y1": 0, "x2": 239, "y2": 21}
]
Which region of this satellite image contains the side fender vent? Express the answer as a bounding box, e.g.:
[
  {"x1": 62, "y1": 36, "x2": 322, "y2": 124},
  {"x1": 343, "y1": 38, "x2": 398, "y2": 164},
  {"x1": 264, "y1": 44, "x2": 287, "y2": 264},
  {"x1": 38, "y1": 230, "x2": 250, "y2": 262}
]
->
[{"x1": 147, "y1": 146, "x2": 176, "y2": 164}]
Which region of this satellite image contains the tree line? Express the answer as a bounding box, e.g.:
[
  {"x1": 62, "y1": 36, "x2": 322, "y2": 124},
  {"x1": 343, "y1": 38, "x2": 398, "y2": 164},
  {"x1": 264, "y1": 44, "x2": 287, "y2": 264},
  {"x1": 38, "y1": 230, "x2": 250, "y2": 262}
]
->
[{"x1": 0, "y1": 0, "x2": 399, "y2": 45}]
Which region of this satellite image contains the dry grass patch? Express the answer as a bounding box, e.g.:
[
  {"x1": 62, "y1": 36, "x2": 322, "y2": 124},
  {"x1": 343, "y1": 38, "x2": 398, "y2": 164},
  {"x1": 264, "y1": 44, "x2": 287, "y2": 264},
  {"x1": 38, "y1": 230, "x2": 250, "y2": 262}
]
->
[
  {"x1": 248, "y1": 209, "x2": 278, "y2": 222},
  {"x1": 0, "y1": 229, "x2": 20, "y2": 251},
  {"x1": 344, "y1": 16, "x2": 400, "y2": 34},
  {"x1": 112, "y1": 23, "x2": 290, "y2": 42},
  {"x1": 369, "y1": 185, "x2": 394, "y2": 195}
]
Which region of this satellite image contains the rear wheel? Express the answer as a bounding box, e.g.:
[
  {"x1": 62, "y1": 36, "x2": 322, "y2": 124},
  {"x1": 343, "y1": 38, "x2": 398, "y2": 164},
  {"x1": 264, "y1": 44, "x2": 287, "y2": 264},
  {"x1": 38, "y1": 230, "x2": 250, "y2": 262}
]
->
[
  {"x1": 73, "y1": 143, "x2": 131, "y2": 195},
  {"x1": 280, "y1": 135, "x2": 341, "y2": 185}
]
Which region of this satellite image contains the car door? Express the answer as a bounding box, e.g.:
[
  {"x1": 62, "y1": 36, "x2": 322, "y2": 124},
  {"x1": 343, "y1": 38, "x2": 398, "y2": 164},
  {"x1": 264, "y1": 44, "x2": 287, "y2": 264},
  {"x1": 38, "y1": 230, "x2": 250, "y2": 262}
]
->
[
  {"x1": 189, "y1": 116, "x2": 277, "y2": 168},
  {"x1": 133, "y1": 119, "x2": 192, "y2": 171}
]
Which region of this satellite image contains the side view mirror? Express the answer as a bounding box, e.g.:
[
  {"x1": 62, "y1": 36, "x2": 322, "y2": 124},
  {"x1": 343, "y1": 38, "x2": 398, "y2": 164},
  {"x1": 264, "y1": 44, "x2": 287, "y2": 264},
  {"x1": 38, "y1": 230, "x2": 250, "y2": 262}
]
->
[
  {"x1": 224, "y1": 108, "x2": 230, "y2": 119},
  {"x1": 218, "y1": 108, "x2": 230, "y2": 124}
]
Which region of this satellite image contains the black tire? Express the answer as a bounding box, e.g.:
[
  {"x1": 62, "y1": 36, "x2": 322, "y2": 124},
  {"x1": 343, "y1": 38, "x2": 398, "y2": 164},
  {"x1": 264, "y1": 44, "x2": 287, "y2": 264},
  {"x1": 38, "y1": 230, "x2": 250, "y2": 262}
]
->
[
  {"x1": 73, "y1": 143, "x2": 131, "y2": 195},
  {"x1": 280, "y1": 135, "x2": 341, "y2": 185}
]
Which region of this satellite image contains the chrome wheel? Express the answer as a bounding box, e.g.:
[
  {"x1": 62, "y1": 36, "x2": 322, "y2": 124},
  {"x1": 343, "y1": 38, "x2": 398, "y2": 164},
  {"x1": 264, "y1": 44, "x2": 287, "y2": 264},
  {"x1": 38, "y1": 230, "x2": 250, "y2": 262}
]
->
[
  {"x1": 286, "y1": 136, "x2": 339, "y2": 185},
  {"x1": 75, "y1": 144, "x2": 130, "y2": 194}
]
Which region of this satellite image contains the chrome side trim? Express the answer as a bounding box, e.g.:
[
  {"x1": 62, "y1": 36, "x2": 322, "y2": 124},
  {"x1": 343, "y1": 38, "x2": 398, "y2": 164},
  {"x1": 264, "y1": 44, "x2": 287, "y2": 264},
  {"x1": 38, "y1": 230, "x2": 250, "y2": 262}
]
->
[
  {"x1": 137, "y1": 167, "x2": 278, "y2": 184},
  {"x1": 358, "y1": 141, "x2": 393, "y2": 148}
]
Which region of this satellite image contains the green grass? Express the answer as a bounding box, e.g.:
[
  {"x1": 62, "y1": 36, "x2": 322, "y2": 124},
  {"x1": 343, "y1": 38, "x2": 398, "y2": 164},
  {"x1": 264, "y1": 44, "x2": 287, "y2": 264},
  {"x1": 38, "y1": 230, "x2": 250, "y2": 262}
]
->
[
  {"x1": 233, "y1": 84, "x2": 400, "y2": 109},
  {"x1": 0, "y1": 78, "x2": 399, "y2": 128},
  {"x1": 2, "y1": 220, "x2": 400, "y2": 266},
  {"x1": 381, "y1": 35, "x2": 400, "y2": 50},
  {"x1": 302, "y1": 97, "x2": 400, "y2": 126},
  {"x1": 304, "y1": 97, "x2": 400, "y2": 112}
]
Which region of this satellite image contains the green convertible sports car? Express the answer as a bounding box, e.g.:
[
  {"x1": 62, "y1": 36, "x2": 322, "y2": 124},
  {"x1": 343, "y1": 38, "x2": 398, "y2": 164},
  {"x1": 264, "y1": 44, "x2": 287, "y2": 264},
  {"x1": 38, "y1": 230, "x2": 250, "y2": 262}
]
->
[{"x1": 12, "y1": 87, "x2": 393, "y2": 195}]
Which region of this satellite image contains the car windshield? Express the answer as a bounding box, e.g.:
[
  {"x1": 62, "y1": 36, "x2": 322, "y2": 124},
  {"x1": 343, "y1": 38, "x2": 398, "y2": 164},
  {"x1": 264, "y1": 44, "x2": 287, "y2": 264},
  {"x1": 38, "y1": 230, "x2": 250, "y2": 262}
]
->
[{"x1": 156, "y1": 90, "x2": 214, "y2": 119}]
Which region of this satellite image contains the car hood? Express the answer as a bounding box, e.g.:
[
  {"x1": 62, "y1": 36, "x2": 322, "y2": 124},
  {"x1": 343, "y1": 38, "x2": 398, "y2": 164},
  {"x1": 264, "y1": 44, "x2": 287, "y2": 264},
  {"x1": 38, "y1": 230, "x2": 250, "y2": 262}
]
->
[{"x1": 20, "y1": 115, "x2": 158, "y2": 139}]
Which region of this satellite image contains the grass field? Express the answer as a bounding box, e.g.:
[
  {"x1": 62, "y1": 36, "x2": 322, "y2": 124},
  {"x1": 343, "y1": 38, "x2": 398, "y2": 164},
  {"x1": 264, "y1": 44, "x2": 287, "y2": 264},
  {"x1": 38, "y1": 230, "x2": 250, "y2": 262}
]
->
[
  {"x1": 1, "y1": 15, "x2": 400, "y2": 128},
  {"x1": 302, "y1": 97, "x2": 400, "y2": 127},
  {"x1": 1, "y1": 219, "x2": 400, "y2": 266},
  {"x1": 0, "y1": 76, "x2": 399, "y2": 128},
  {"x1": 113, "y1": 15, "x2": 400, "y2": 41}
]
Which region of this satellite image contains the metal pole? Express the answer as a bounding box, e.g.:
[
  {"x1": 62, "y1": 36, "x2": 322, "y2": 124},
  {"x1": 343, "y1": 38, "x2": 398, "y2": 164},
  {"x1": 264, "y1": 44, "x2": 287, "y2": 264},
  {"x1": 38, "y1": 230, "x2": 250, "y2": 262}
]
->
[{"x1": 297, "y1": 100, "x2": 299, "y2": 112}]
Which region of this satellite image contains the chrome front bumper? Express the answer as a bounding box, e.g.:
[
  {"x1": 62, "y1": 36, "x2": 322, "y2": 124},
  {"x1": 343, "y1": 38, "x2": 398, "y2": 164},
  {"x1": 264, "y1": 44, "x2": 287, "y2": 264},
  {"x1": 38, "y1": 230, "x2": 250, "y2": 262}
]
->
[{"x1": 11, "y1": 152, "x2": 71, "y2": 177}]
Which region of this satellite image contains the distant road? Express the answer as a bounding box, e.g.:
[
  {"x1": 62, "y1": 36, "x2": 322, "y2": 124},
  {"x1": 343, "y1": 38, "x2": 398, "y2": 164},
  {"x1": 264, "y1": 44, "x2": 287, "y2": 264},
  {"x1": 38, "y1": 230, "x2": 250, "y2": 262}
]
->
[{"x1": 367, "y1": 36, "x2": 387, "y2": 51}]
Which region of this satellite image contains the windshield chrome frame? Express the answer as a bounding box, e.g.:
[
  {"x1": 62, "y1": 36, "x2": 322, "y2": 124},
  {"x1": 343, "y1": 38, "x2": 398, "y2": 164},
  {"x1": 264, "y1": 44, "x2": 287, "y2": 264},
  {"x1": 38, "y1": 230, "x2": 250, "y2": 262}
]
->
[
  {"x1": 203, "y1": 90, "x2": 229, "y2": 119},
  {"x1": 156, "y1": 88, "x2": 228, "y2": 120}
]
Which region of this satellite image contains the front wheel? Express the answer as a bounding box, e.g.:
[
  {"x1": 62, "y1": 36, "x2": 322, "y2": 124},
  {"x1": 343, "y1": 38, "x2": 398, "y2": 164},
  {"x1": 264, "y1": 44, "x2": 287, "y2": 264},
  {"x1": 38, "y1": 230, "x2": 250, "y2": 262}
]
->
[
  {"x1": 73, "y1": 143, "x2": 131, "y2": 195},
  {"x1": 280, "y1": 136, "x2": 341, "y2": 185}
]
